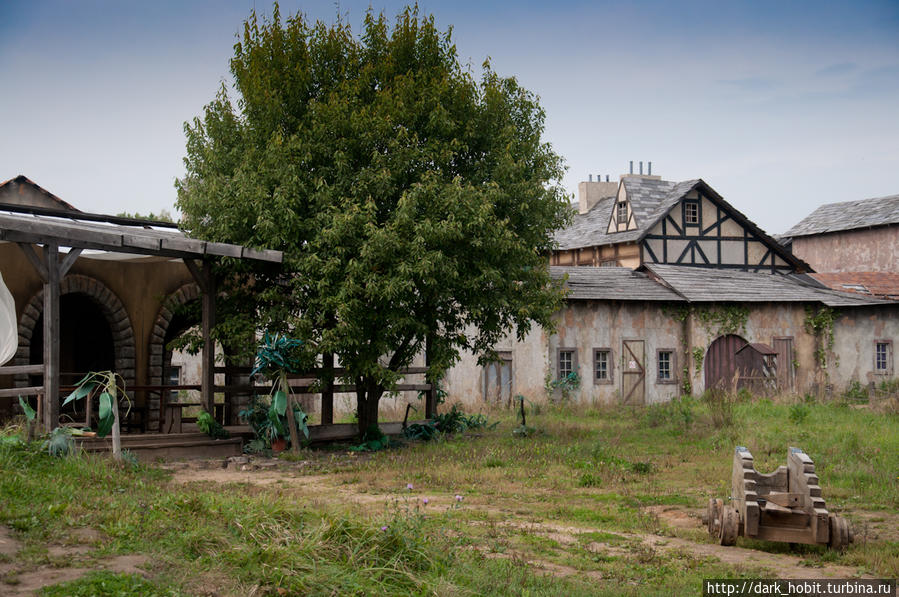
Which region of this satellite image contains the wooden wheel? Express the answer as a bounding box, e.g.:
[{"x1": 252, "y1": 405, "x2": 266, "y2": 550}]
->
[
  {"x1": 719, "y1": 505, "x2": 739, "y2": 546},
  {"x1": 708, "y1": 498, "x2": 723, "y2": 538},
  {"x1": 828, "y1": 515, "x2": 853, "y2": 550}
]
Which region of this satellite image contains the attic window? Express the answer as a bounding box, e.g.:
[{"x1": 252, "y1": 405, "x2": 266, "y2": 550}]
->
[
  {"x1": 616, "y1": 201, "x2": 628, "y2": 225},
  {"x1": 684, "y1": 200, "x2": 699, "y2": 225}
]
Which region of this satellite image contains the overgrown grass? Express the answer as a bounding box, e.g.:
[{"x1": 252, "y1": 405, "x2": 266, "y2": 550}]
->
[{"x1": 1, "y1": 394, "x2": 897, "y2": 595}]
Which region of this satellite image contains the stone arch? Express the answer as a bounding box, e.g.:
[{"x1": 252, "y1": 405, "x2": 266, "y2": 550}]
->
[
  {"x1": 147, "y1": 283, "x2": 201, "y2": 431},
  {"x1": 14, "y1": 274, "x2": 136, "y2": 388}
]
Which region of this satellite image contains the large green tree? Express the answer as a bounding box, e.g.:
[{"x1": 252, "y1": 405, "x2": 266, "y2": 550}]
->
[{"x1": 177, "y1": 5, "x2": 570, "y2": 436}]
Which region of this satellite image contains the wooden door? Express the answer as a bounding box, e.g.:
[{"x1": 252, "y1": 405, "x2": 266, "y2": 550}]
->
[
  {"x1": 705, "y1": 334, "x2": 748, "y2": 392},
  {"x1": 773, "y1": 337, "x2": 794, "y2": 392},
  {"x1": 483, "y1": 353, "x2": 512, "y2": 405},
  {"x1": 621, "y1": 339, "x2": 645, "y2": 405}
]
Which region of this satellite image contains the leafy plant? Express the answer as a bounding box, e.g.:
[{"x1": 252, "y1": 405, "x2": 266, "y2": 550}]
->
[
  {"x1": 549, "y1": 372, "x2": 581, "y2": 402},
  {"x1": 789, "y1": 402, "x2": 810, "y2": 424},
  {"x1": 349, "y1": 424, "x2": 391, "y2": 452},
  {"x1": 42, "y1": 426, "x2": 74, "y2": 457},
  {"x1": 251, "y1": 332, "x2": 310, "y2": 447},
  {"x1": 196, "y1": 410, "x2": 230, "y2": 439},
  {"x1": 62, "y1": 371, "x2": 132, "y2": 459}
]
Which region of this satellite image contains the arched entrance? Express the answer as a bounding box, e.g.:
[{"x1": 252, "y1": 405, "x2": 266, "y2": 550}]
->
[
  {"x1": 704, "y1": 334, "x2": 749, "y2": 392},
  {"x1": 14, "y1": 274, "x2": 136, "y2": 414}
]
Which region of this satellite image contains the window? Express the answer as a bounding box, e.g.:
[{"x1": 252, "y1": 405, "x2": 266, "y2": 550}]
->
[
  {"x1": 875, "y1": 341, "x2": 892, "y2": 374},
  {"x1": 166, "y1": 366, "x2": 182, "y2": 402},
  {"x1": 558, "y1": 348, "x2": 577, "y2": 380},
  {"x1": 683, "y1": 200, "x2": 699, "y2": 225},
  {"x1": 657, "y1": 350, "x2": 676, "y2": 383},
  {"x1": 593, "y1": 349, "x2": 612, "y2": 384},
  {"x1": 617, "y1": 201, "x2": 628, "y2": 225}
]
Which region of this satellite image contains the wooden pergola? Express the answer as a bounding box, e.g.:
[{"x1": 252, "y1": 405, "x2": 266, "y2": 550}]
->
[{"x1": 0, "y1": 203, "x2": 282, "y2": 432}]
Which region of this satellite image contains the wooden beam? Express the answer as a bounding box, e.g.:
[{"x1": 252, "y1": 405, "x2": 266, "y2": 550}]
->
[
  {"x1": 321, "y1": 353, "x2": 334, "y2": 425},
  {"x1": 59, "y1": 247, "x2": 83, "y2": 277},
  {"x1": 200, "y1": 264, "x2": 216, "y2": 414},
  {"x1": 425, "y1": 336, "x2": 437, "y2": 419},
  {"x1": 0, "y1": 386, "x2": 44, "y2": 398},
  {"x1": 16, "y1": 243, "x2": 48, "y2": 282},
  {"x1": 0, "y1": 364, "x2": 44, "y2": 375},
  {"x1": 43, "y1": 243, "x2": 60, "y2": 431},
  {"x1": 184, "y1": 259, "x2": 209, "y2": 293}
]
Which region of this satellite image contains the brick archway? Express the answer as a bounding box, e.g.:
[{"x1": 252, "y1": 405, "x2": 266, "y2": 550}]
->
[
  {"x1": 147, "y1": 283, "x2": 200, "y2": 431},
  {"x1": 14, "y1": 274, "x2": 136, "y2": 388}
]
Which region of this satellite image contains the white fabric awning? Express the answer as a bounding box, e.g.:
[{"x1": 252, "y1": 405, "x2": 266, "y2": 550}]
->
[{"x1": 0, "y1": 272, "x2": 16, "y2": 366}]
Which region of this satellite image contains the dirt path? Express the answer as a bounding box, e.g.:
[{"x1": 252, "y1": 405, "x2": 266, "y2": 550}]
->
[
  {"x1": 164, "y1": 458, "x2": 883, "y2": 582},
  {"x1": 0, "y1": 525, "x2": 150, "y2": 596}
]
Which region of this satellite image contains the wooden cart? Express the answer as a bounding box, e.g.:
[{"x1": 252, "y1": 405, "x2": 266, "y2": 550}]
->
[{"x1": 706, "y1": 446, "x2": 853, "y2": 550}]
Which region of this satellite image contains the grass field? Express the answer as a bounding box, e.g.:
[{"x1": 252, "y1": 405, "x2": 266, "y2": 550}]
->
[{"x1": 1, "y1": 393, "x2": 897, "y2": 596}]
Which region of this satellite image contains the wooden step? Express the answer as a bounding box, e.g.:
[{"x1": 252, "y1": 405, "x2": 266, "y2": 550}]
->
[{"x1": 76, "y1": 433, "x2": 244, "y2": 461}]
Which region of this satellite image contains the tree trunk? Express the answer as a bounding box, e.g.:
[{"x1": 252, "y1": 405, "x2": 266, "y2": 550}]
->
[{"x1": 356, "y1": 379, "x2": 383, "y2": 440}]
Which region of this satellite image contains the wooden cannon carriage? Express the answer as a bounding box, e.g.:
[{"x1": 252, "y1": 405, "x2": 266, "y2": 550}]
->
[{"x1": 706, "y1": 446, "x2": 853, "y2": 549}]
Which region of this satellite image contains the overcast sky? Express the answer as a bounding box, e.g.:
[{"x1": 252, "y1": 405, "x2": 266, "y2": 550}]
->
[{"x1": 1, "y1": 0, "x2": 897, "y2": 234}]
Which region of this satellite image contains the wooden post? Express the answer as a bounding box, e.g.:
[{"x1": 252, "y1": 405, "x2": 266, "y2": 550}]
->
[
  {"x1": 425, "y1": 336, "x2": 437, "y2": 419},
  {"x1": 201, "y1": 269, "x2": 216, "y2": 415},
  {"x1": 321, "y1": 352, "x2": 334, "y2": 425},
  {"x1": 186, "y1": 259, "x2": 217, "y2": 417},
  {"x1": 43, "y1": 244, "x2": 60, "y2": 432}
]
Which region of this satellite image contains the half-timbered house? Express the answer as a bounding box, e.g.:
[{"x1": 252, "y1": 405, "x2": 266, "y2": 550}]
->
[{"x1": 443, "y1": 171, "x2": 899, "y2": 406}]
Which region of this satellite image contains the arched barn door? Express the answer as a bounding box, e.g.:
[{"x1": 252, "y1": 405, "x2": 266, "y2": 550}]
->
[{"x1": 704, "y1": 334, "x2": 748, "y2": 392}]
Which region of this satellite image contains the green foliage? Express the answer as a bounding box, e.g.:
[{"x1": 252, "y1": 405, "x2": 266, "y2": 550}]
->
[
  {"x1": 643, "y1": 395, "x2": 695, "y2": 432},
  {"x1": 701, "y1": 389, "x2": 736, "y2": 428},
  {"x1": 42, "y1": 426, "x2": 74, "y2": 457},
  {"x1": 804, "y1": 306, "x2": 838, "y2": 370},
  {"x1": 694, "y1": 304, "x2": 749, "y2": 337},
  {"x1": 403, "y1": 404, "x2": 495, "y2": 442},
  {"x1": 548, "y1": 371, "x2": 581, "y2": 402},
  {"x1": 176, "y1": 4, "x2": 571, "y2": 435},
  {"x1": 196, "y1": 410, "x2": 230, "y2": 439},
  {"x1": 115, "y1": 210, "x2": 175, "y2": 224},
  {"x1": 349, "y1": 424, "x2": 391, "y2": 452},
  {"x1": 789, "y1": 402, "x2": 810, "y2": 424},
  {"x1": 40, "y1": 571, "x2": 181, "y2": 596},
  {"x1": 62, "y1": 371, "x2": 131, "y2": 438},
  {"x1": 691, "y1": 346, "x2": 705, "y2": 371},
  {"x1": 249, "y1": 332, "x2": 310, "y2": 443},
  {"x1": 842, "y1": 380, "x2": 868, "y2": 403},
  {"x1": 18, "y1": 396, "x2": 36, "y2": 422}
]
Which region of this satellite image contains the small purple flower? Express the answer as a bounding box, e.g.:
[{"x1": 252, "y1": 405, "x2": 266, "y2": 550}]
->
[
  {"x1": 406, "y1": 483, "x2": 414, "y2": 490},
  {"x1": 380, "y1": 526, "x2": 388, "y2": 531},
  {"x1": 455, "y1": 495, "x2": 463, "y2": 502},
  {"x1": 422, "y1": 497, "x2": 429, "y2": 505}
]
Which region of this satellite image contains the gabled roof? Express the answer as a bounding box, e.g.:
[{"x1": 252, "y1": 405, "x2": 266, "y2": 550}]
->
[
  {"x1": 0, "y1": 175, "x2": 80, "y2": 212},
  {"x1": 550, "y1": 266, "x2": 682, "y2": 301},
  {"x1": 553, "y1": 176, "x2": 807, "y2": 270},
  {"x1": 784, "y1": 193, "x2": 899, "y2": 237},
  {"x1": 643, "y1": 264, "x2": 889, "y2": 307}
]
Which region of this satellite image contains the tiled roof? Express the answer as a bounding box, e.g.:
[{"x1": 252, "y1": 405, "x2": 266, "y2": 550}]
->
[
  {"x1": 553, "y1": 178, "x2": 698, "y2": 250},
  {"x1": 810, "y1": 272, "x2": 899, "y2": 300},
  {"x1": 784, "y1": 193, "x2": 899, "y2": 237},
  {"x1": 549, "y1": 266, "x2": 682, "y2": 301},
  {"x1": 643, "y1": 264, "x2": 891, "y2": 307}
]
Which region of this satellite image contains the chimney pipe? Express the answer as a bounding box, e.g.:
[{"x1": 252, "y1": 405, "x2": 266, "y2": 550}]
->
[
  {"x1": 589, "y1": 174, "x2": 593, "y2": 182},
  {"x1": 648, "y1": 161, "x2": 652, "y2": 176},
  {"x1": 629, "y1": 161, "x2": 633, "y2": 174},
  {"x1": 639, "y1": 161, "x2": 643, "y2": 175}
]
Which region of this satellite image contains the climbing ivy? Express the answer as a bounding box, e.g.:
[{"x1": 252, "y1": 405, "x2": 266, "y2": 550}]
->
[
  {"x1": 694, "y1": 305, "x2": 750, "y2": 337},
  {"x1": 804, "y1": 306, "x2": 837, "y2": 370},
  {"x1": 692, "y1": 346, "x2": 705, "y2": 371}
]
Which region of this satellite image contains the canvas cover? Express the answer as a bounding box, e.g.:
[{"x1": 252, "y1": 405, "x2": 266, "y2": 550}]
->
[{"x1": 0, "y1": 272, "x2": 16, "y2": 366}]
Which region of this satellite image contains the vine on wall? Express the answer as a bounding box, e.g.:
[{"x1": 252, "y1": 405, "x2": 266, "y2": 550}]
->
[{"x1": 804, "y1": 306, "x2": 838, "y2": 372}]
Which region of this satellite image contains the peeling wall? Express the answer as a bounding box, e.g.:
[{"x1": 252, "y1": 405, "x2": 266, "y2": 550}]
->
[
  {"x1": 443, "y1": 298, "x2": 899, "y2": 406},
  {"x1": 792, "y1": 227, "x2": 899, "y2": 273}
]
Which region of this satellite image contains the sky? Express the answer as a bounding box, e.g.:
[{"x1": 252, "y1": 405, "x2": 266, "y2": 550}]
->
[{"x1": 1, "y1": 0, "x2": 897, "y2": 234}]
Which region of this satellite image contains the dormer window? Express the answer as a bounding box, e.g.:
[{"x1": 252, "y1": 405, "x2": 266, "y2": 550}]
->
[
  {"x1": 617, "y1": 201, "x2": 628, "y2": 225},
  {"x1": 684, "y1": 200, "x2": 699, "y2": 225}
]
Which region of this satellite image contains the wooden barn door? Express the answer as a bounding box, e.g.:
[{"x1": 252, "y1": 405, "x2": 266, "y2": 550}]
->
[
  {"x1": 773, "y1": 337, "x2": 794, "y2": 392},
  {"x1": 621, "y1": 339, "x2": 645, "y2": 405},
  {"x1": 704, "y1": 334, "x2": 748, "y2": 392}
]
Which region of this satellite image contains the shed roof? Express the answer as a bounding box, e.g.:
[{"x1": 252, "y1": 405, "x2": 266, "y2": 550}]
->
[
  {"x1": 643, "y1": 264, "x2": 889, "y2": 307},
  {"x1": 810, "y1": 272, "x2": 899, "y2": 300},
  {"x1": 737, "y1": 343, "x2": 778, "y2": 355},
  {"x1": 783, "y1": 193, "x2": 899, "y2": 237},
  {"x1": 549, "y1": 266, "x2": 682, "y2": 301},
  {"x1": 0, "y1": 203, "x2": 282, "y2": 263}
]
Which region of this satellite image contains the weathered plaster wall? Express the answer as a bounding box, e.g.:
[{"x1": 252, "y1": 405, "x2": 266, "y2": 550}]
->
[
  {"x1": 443, "y1": 299, "x2": 899, "y2": 407},
  {"x1": 792, "y1": 227, "x2": 899, "y2": 273}
]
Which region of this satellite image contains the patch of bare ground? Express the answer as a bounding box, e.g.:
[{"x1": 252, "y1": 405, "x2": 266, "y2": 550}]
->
[{"x1": 0, "y1": 525, "x2": 151, "y2": 596}]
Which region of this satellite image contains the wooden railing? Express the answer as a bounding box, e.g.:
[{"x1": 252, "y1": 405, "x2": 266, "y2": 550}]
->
[{"x1": 0, "y1": 364, "x2": 44, "y2": 398}]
